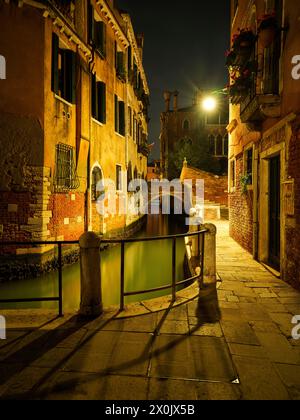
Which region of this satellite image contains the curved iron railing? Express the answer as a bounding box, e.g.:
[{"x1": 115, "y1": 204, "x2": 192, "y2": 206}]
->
[{"x1": 0, "y1": 228, "x2": 207, "y2": 314}]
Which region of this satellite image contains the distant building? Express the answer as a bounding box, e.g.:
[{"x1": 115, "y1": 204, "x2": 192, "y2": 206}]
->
[
  {"x1": 227, "y1": 0, "x2": 300, "y2": 288},
  {"x1": 0, "y1": 0, "x2": 149, "y2": 253},
  {"x1": 160, "y1": 90, "x2": 229, "y2": 180},
  {"x1": 147, "y1": 160, "x2": 161, "y2": 182}
]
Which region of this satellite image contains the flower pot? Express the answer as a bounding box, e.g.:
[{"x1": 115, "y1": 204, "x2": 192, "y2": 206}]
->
[{"x1": 259, "y1": 27, "x2": 277, "y2": 48}]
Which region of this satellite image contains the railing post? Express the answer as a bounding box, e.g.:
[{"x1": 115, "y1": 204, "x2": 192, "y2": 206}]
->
[
  {"x1": 120, "y1": 242, "x2": 125, "y2": 311},
  {"x1": 188, "y1": 208, "x2": 199, "y2": 259},
  {"x1": 79, "y1": 232, "x2": 103, "y2": 317},
  {"x1": 199, "y1": 232, "x2": 205, "y2": 289},
  {"x1": 58, "y1": 243, "x2": 63, "y2": 317},
  {"x1": 203, "y1": 223, "x2": 217, "y2": 284},
  {"x1": 172, "y1": 237, "x2": 176, "y2": 302}
]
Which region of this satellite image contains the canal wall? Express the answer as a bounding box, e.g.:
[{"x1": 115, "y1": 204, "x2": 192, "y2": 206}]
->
[{"x1": 0, "y1": 216, "x2": 147, "y2": 283}]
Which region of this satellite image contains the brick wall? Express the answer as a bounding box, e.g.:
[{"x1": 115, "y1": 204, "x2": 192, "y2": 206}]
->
[
  {"x1": 0, "y1": 191, "x2": 33, "y2": 243},
  {"x1": 48, "y1": 192, "x2": 85, "y2": 241},
  {"x1": 180, "y1": 166, "x2": 228, "y2": 206},
  {"x1": 229, "y1": 156, "x2": 253, "y2": 255},
  {"x1": 285, "y1": 121, "x2": 300, "y2": 290}
]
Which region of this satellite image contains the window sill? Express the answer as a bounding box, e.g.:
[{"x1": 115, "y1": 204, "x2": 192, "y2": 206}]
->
[
  {"x1": 92, "y1": 118, "x2": 105, "y2": 127},
  {"x1": 115, "y1": 132, "x2": 125, "y2": 139},
  {"x1": 54, "y1": 94, "x2": 74, "y2": 108}
]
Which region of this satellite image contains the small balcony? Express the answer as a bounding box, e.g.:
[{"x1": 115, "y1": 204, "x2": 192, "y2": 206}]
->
[{"x1": 241, "y1": 38, "x2": 282, "y2": 123}]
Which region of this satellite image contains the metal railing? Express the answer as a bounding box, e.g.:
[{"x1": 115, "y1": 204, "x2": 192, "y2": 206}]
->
[
  {"x1": 0, "y1": 240, "x2": 78, "y2": 317},
  {"x1": 0, "y1": 228, "x2": 207, "y2": 314},
  {"x1": 101, "y1": 228, "x2": 207, "y2": 311}
]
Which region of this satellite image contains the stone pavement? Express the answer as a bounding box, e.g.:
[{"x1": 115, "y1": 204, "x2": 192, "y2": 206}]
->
[{"x1": 0, "y1": 221, "x2": 300, "y2": 400}]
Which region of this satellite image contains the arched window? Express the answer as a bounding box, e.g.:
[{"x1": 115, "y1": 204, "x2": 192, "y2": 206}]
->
[
  {"x1": 91, "y1": 166, "x2": 103, "y2": 202},
  {"x1": 183, "y1": 119, "x2": 190, "y2": 131},
  {"x1": 216, "y1": 135, "x2": 223, "y2": 156},
  {"x1": 208, "y1": 135, "x2": 215, "y2": 155},
  {"x1": 134, "y1": 167, "x2": 138, "y2": 180}
]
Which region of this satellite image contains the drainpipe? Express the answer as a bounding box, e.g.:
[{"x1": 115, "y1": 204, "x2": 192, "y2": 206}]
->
[{"x1": 86, "y1": 50, "x2": 95, "y2": 233}]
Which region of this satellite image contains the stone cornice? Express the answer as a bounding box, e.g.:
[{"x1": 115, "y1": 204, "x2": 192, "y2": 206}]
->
[
  {"x1": 121, "y1": 13, "x2": 149, "y2": 95},
  {"x1": 95, "y1": 0, "x2": 129, "y2": 49}
]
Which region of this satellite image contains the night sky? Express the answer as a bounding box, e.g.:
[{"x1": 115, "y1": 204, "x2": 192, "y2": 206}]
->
[{"x1": 116, "y1": 0, "x2": 231, "y2": 159}]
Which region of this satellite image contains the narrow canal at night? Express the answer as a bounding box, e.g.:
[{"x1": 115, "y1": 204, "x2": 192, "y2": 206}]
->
[{"x1": 0, "y1": 215, "x2": 188, "y2": 311}]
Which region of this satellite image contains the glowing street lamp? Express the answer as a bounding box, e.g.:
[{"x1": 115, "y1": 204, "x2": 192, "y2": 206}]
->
[{"x1": 202, "y1": 96, "x2": 217, "y2": 112}]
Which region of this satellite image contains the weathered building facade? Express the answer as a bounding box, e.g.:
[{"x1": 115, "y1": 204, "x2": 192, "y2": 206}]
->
[
  {"x1": 160, "y1": 90, "x2": 229, "y2": 180},
  {"x1": 227, "y1": 0, "x2": 300, "y2": 288},
  {"x1": 0, "y1": 0, "x2": 149, "y2": 254}
]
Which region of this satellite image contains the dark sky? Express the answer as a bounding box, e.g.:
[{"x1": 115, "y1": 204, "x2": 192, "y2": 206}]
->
[{"x1": 116, "y1": 0, "x2": 231, "y2": 159}]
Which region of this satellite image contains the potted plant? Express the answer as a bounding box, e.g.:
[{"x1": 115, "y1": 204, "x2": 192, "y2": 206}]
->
[
  {"x1": 228, "y1": 73, "x2": 252, "y2": 103},
  {"x1": 258, "y1": 12, "x2": 278, "y2": 48},
  {"x1": 240, "y1": 174, "x2": 252, "y2": 195}
]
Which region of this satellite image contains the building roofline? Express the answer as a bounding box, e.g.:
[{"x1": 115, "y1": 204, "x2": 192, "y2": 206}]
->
[{"x1": 121, "y1": 13, "x2": 150, "y2": 95}]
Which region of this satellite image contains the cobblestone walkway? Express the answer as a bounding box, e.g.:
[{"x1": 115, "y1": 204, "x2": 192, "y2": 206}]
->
[{"x1": 0, "y1": 221, "x2": 300, "y2": 400}]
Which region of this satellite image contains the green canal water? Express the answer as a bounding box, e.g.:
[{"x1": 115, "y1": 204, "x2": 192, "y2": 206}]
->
[{"x1": 0, "y1": 215, "x2": 188, "y2": 311}]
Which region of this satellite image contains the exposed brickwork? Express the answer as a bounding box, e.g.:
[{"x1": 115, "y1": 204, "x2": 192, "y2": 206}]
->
[
  {"x1": 181, "y1": 166, "x2": 228, "y2": 206},
  {"x1": 229, "y1": 156, "x2": 253, "y2": 255},
  {"x1": 48, "y1": 192, "x2": 85, "y2": 241},
  {"x1": 285, "y1": 121, "x2": 300, "y2": 290}
]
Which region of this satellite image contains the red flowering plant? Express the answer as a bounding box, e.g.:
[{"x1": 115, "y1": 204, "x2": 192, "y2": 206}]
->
[{"x1": 227, "y1": 66, "x2": 253, "y2": 102}]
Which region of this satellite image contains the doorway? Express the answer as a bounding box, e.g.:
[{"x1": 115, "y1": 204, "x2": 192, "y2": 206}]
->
[{"x1": 268, "y1": 155, "x2": 281, "y2": 270}]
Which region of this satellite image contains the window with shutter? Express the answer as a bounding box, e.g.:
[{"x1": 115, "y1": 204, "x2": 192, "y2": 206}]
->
[
  {"x1": 51, "y1": 34, "x2": 76, "y2": 104},
  {"x1": 94, "y1": 21, "x2": 106, "y2": 57},
  {"x1": 128, "y1": 106, "x2": 132, "y2": 136},
  {"x1": 51, "y1": 33, "x2": 59, "y2": 95},
  {"x1": 115, "y1": 95, "x2": 119, "y2": 133},
  {"x1": 118, "y1": 101, "x2": 125, "y2": 136},
  {"x1": 92, "y1": 76, "x2": 106, "y2": 124}
]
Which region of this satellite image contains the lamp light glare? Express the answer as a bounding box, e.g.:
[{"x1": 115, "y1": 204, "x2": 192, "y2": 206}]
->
[{"x1": 202, "y1": 97, "x2": 217, "y2": 112}]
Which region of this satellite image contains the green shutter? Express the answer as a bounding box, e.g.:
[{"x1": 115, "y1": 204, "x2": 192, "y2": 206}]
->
[
  {"x1": 99, "y1": 81, "x2": 106, "y2": 124},
  {"x1": 95, "y1": 21, "x2": 106, "y2": 57},
  {"x1": 119, "y1": 101, "x2": 125, "y2": 136},
  {"x1": 91, "y1": 74, "x2": 97, "y2": 119},
  {"x1": 127, "y1": 46, "x2": 132, "y2": 72},
  {"x1": 115, "y1": 95, "x2": 119, "y2": 132},
  {"x1": 114, "y1": 42, "x2": 118, "y2": 69},
  {"x1": 51, "y1": 33, "x2": 59, "y2": 94},
  {"x1": 65, "y1": 50, "x2": 76, "y2": 103},
  {"x1": 70, "y1": 51, "x2": 76, "y2": 104},
  {"x1": 88, "y1": 3, "x2": 94, "y2": 45}
]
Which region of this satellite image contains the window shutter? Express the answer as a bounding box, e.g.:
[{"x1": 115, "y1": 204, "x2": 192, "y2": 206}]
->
[
  {"x1": 114, "y1": 42, "x2": 118, "y2": 69},
  {"x1": 117, "y1": 52, "x2": 123, "y2": 71},
  {"x1": 65, "y1": 50, "x2": 76, "y2": 104},
  {"x1": 91, "y1": 74, "x2": 97, "y2": 119},
  {"x1": 51, "y1": 33, "x2": 59, "y2": 94},
  {"x1": 119, "y1": 101, "x2": 125, "y2": 136},
  {"x1": 88, "y1": 3, "x2": 94, "y2": 45},
  {"x1": 99, "y1": 81, "x2": 106, "y2": 124},
  {"x1": 127, "y1": 46, "x2": 132, "y2": 72},
  {"x1": 115, "y1": 95, "x2": 119, "y2": 132},
  {"x1": 95, "y1": 21, "x2": 105, "y2": 56},
  {"x1": 70, "y1": 51, "x2": 76, "y2": 104}
]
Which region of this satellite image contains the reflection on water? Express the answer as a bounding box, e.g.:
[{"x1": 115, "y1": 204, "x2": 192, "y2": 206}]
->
[{"x1": 0, "y1": 215, "x2": 188, "y2": 311}]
